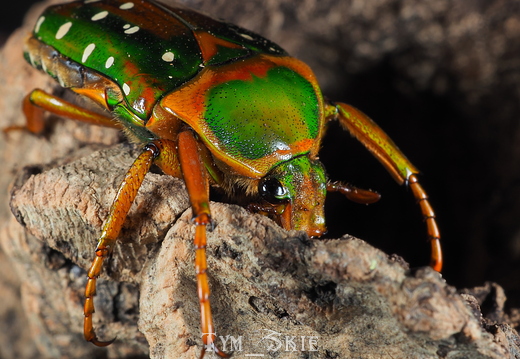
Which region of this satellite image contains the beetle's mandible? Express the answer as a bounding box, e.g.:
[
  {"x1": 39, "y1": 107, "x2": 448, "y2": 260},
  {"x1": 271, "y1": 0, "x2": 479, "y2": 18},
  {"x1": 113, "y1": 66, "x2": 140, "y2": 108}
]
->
[{"x1": 14, "y1": 0, "x2": 442, "y2": 357}]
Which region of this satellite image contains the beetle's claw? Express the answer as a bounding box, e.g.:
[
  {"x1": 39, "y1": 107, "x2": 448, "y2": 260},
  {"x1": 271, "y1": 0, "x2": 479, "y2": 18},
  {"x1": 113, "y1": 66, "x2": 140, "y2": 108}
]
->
[
  {"x1": 199, "y1": 346, "x2": 233, "y2": 359},
  {"x1": 215, "y1": 347, "x2": 233, "y2": 358},
  {"x1": 89, "y1": 336, "x2": 116, "y2": 347}
]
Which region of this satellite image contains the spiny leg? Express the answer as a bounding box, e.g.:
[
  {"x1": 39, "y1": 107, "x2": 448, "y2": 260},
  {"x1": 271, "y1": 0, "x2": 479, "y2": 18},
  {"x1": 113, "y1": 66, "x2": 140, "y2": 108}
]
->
[
  {"x1": 13, "y1": 88, "x2": 146, "y2": 342},
  {"x1": 84, "y1": 142, "x2": 160, "y2": 345},
  {"x1": 327, "y1": 101, "x2": 443, "y2": 272},
  {"x1": 5, "y1": 88, "x2": 121, "y2": 134},
  {"x1": 176, "y1": 130, "x2": 230, "y2": 359}
]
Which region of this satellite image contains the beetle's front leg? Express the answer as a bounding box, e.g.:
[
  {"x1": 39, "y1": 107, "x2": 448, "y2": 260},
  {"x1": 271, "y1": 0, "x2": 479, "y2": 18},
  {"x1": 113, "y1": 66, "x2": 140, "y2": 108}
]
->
[
  {"x1": 326, "y1": 101, "x2": 442, "y2": 272},
  {"x1": 176, "y1": 130, "x2": 230, "y2": 359},
  {"x1": 84, "y1": 141, "x2": 160, "y2": 345}
]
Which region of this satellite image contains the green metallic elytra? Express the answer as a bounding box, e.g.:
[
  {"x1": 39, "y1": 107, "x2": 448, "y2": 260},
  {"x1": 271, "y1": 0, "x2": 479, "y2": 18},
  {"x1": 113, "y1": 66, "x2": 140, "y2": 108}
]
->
[
  {"x1": 205, "y1": 66, "x2": 320, "y2": 161},
  {"x1": 28, "y1": 0, "x2": 316, "y2": 168},
  {"x1": 19, "y1": 0, "x2": 443, "y2": 356},
  {"x1": 30, "y1": 0, "x2": 286, "y2": 121},
  {"x1": 32, "y1": 1, "x2": 201, "y2": 118}
]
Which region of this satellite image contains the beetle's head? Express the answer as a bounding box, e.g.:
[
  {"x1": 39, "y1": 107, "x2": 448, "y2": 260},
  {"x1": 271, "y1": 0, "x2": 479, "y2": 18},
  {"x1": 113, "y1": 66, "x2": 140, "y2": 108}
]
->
[{"x1": 258, "y1": 155, "x2": 327, "y2": 238}]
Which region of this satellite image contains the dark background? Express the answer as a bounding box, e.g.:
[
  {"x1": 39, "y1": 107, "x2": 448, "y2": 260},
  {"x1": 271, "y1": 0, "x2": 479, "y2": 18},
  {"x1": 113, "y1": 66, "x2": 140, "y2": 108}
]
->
[{"x1": 3, "y1": 0, "x2": 520, "y2": 312}]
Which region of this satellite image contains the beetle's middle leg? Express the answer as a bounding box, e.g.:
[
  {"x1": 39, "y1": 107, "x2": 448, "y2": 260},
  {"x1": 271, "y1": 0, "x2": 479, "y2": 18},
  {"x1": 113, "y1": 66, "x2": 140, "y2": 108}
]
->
[{"x1": 176, "y1": 130, "x2": 230, "y2": 359}]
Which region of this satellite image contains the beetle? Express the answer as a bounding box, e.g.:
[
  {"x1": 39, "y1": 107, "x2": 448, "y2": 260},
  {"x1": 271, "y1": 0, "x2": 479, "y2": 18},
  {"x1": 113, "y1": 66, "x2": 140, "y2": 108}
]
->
[{"x1": 15, "y1": 0, "x2": 442, "y2": 357}]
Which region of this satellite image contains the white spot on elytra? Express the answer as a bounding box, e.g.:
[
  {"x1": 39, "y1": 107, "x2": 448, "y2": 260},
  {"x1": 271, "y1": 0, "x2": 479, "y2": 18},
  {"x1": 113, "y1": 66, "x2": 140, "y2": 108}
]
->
[
  {"x1": 162, "y1": 51, "x2": 174, "y2": 62},
  {"x1": 85, "y1": 0, "x2": 101, "y2": 3},
  {"x1": 82, "y1": 43, "x2": 96, "y2": 63},
  {"x1": 119, "y1": 2, "x2": 134, "y2": 10},
  {"x1": 35, "y1": 16, "x2": 45, "y2": 33},
  {"x1": 123, "y1": 24, "x2": 131, "y2": 29},
  {"x1": 55, "y1": 22, "x2": 72, "y2": 39},
  {"x1": 123, "y1": 83, "x2": 131, "y2": 96},
  {"x1": 91, "y1": 11, "x2": 108, "y2": 21},
  {"x1": 239, "y1": 33, "x2": 253, "y2": 41},
  {"x1": 124, "y1": 25, "x2": 139, "y2": 34},
  {"x1": 105, "y1": 56, "x2": 114, "y2": 68}
]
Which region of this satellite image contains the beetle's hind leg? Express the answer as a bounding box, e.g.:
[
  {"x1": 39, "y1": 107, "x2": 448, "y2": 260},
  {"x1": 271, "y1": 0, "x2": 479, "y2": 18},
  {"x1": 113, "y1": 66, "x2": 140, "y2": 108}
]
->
[{"x1": 5, "y1": 88, "x2": 121, "y2": 134}]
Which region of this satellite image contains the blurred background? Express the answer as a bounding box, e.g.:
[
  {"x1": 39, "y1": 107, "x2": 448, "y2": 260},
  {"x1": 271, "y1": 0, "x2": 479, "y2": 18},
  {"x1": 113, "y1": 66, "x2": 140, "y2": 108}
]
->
[{"x1": 2, "y1": 0, "x2": 519, "y2": 319}]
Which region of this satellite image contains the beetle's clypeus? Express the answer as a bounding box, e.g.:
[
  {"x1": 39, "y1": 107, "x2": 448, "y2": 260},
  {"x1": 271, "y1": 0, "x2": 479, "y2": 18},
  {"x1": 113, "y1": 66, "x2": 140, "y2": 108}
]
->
[{"x1": 16, "y1": 0, "x2": 442, "y2": 357}]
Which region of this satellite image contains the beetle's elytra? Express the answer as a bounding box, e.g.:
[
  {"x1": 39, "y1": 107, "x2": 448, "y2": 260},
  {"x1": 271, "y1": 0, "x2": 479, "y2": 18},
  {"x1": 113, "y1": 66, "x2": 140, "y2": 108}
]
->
[{"x1": 16, "y1": 0, "x2": 442, "y2": 356}]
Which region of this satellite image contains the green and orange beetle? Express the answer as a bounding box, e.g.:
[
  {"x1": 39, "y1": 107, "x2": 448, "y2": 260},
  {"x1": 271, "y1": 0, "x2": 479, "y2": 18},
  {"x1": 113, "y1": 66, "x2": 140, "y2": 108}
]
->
[{"x1": 16, "y1": 0, "x2": 442, "y2": 356}]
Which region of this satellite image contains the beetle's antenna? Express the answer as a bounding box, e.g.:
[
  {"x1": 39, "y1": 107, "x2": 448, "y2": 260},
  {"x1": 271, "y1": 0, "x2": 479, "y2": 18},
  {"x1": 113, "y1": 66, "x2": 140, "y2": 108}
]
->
[{"x1": 327, "y1": 181, "x2": 381, "y2": 204}]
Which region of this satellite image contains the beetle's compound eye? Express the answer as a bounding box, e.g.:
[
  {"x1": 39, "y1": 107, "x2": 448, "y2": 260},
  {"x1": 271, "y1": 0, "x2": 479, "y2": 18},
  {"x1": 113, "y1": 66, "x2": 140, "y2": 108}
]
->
[{"x1": 259, "y1": 178, "x2": 288, "y2": 204}]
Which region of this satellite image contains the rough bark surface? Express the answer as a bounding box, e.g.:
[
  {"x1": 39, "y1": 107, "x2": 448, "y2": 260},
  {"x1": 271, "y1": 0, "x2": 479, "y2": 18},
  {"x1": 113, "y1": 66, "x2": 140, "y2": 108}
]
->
[
  {"x1": 4, "y1": 146, "x2": 520, "y2": 358},
  {"x1": 1, "y1": 1, "x2": 520, "y2": 359}
]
